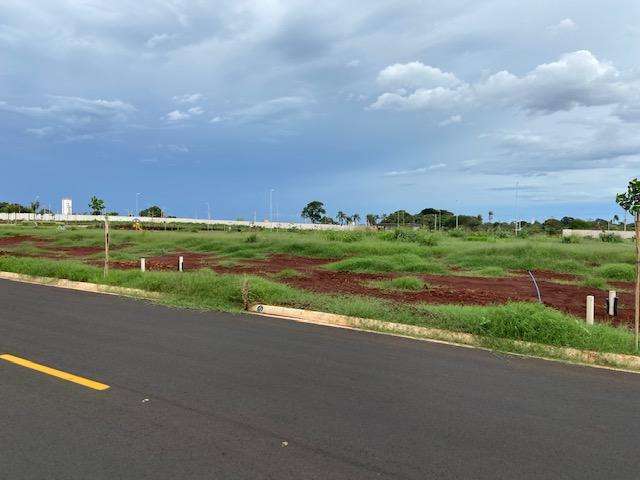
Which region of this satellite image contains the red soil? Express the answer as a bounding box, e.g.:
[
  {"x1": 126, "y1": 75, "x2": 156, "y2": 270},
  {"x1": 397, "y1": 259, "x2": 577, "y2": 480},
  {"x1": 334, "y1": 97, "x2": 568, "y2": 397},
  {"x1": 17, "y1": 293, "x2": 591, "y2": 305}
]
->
[{"x1": 0, "y1": 236, "x2": 633, "y2": 328}]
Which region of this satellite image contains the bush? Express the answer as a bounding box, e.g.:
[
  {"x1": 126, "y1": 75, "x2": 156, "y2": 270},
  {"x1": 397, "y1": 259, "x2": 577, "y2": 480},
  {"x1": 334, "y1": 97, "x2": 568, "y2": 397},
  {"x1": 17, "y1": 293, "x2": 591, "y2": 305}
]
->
[
  {"x1": 448, "y1": 229, "x2": 466, "y2": 238},
  {"x1": 596, "y1": 263, "x2": 635, "y2": 281},
  {"x1": 561, "y1": 235, "x2": 582, "y2": 244},
  {"x1": 327, "y1": 254, "x2": 446, "y2": 274},
  {"x1": 600, "y1": 233, "x2": 623, "y2": 243},
  {"x1": 245, "y1": 233, "x2": 259, "y2": 243},
  {"x1": 371, "y1": 276, "x2": 426, "y2": 291}
]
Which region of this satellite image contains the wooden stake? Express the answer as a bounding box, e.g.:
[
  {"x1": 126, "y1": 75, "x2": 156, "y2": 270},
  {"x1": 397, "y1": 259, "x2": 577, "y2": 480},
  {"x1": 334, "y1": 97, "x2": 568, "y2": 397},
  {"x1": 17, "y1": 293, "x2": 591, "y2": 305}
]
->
[
  {"x1": 104, "y1": 215, "x2": 110, "y2": 277},
  {"x1": 635, "y1": 212, "x2": 639, "y2": 350}
]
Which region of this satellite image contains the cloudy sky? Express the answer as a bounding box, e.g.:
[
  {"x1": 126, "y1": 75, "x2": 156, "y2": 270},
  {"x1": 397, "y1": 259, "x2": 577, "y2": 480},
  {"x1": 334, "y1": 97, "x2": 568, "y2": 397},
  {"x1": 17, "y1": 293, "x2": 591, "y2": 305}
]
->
[{"x1": 1, "y1": 1, "x2": 639, "y2": 221}]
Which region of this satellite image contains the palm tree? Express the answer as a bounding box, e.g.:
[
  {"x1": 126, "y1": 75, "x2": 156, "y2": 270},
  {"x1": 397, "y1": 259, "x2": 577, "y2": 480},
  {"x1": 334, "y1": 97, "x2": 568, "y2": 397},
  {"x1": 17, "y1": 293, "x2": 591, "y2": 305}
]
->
[
  {"x1": 352, "y1": 213, "x2": 361, "y2": 225},
  {"x1": 488, "y1": 210, "x2": 494, "y2": 223},
  {"x1": 336, "y1": 211, "x2": 347, "y2": 225}
]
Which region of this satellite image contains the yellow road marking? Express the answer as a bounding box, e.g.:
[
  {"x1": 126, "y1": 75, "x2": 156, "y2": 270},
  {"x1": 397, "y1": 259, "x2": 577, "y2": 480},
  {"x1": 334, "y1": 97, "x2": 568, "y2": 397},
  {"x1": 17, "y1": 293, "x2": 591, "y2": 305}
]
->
[{"x1": 0, "y1": 354, "x2": 110, "y2": 391}]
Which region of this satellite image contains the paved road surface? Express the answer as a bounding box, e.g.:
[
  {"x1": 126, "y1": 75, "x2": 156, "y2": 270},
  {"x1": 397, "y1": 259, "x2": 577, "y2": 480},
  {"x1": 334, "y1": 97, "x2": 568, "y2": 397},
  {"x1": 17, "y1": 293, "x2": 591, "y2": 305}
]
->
[{"x1": 2, "y1": 278, "x2": 640, "y2": 479}]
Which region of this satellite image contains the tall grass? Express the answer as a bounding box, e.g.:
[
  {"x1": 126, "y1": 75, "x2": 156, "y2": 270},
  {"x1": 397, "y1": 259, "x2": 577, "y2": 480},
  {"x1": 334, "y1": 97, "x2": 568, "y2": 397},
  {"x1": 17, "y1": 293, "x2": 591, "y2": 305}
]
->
[{"x1": 0, "y1": 254, "x2": 636, "y2": 356}]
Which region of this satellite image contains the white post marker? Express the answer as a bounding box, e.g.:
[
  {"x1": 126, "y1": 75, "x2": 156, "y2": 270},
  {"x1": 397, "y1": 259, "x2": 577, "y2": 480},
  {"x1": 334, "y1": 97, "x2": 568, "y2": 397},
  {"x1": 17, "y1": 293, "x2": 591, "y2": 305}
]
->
[
  {"x1": 179, "y1": 256, "x2": 184, "y2": 272},
  {"x1": 608, "y1": 290, "x2": 617, "y2": 316},
  {"x1": 141, "y1": 258, "x2": 146, "y2": 272},
  {"x1": 586, "y1": 295, "x2": 595, "y2": 325}
]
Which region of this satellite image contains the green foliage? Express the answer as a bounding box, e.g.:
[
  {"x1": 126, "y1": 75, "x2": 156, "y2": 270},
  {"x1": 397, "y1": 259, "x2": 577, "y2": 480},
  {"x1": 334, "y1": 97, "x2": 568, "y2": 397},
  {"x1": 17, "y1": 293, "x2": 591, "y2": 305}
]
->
[
  {"x1": 600, "y1": 232, "x2": 623, "y2": 243},
  {"x1": 88, "y1": 196, "x2": 105, "y2": 215},
  {"x1": 370, "y1": 276, "x2": 426, "y2": 291},
  {"x1": 616, "y1": 178, "x2": 640, "y2": 214},
  {"x1": 326, "y1": 254, "x2": 446, "y2": 274},
  {"x1": 596, "y1": 263, "x2": 635, "y2": 281},
  {"x1": 561, "y1": 235, "x2": 582, "y2": 244},
  {"x1": 270, "y1": 268, "x2": 303, "y2": 279},
  {"x1": 139, "y1": 205, "x2": 163, "y2": 217},
  {"x1": 245, "y1": 233, "x2": 259, "y2": 243},
  {"x1": 301, "y1": 201, "x2": 326, "y2": 224}
]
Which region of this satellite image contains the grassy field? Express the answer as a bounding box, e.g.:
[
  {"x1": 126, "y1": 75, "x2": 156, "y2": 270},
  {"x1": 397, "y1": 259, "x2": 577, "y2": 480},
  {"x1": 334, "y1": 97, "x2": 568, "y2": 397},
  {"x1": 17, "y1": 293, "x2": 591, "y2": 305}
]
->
[{"x1": 0, "y1": 223, "x2": 637, "y2": 361}]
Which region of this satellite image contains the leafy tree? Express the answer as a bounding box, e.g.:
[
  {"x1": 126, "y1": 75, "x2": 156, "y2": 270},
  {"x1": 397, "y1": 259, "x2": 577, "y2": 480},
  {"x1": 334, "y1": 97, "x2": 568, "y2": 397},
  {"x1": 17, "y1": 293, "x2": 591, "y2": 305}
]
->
[
  {"x1": 418, "y1": 207, "x2": 454, "y2": 216},
  {"x1": 89, "y1": 196, "x2": 105, "y2": 215},
  {"x1": 29, "y1": 200, "x2": 40, "y2": 213},
  {"x1": 366, "y1": 214, "x2": 379, "y2": 226},
  {"x1": 543, "y1": 218, "x2": 563, "y2": 234},
  {"x1": 616, "y1": 178, "x2": 640, "y2": 350},
  {"x1": 301, "y1": 201, "x2": 326, "y2": 224},
  {"x1": 139, "y1": 205, "x2": 162, "y2": 217},
  {"x1": 319, "y1": 215, "x2": 337, "y2": 224},
  {"x1": 382, "y1": 210, "x2": 414, "y2": 225}
]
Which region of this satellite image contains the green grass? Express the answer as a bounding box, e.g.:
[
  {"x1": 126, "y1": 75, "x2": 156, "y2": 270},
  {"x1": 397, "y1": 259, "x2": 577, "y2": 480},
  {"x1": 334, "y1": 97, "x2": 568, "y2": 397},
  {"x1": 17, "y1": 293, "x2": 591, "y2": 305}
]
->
[
  {"x1": 326, "y1": 254, "x2": 447, "y2": 274},
  {"x1": 596, "y1": 263, "x2": 635, "y2": 281},
  {"x1": 0, "y1": 254, "x2": 636, "y2": 358},
  {"x1": 270, "y1": 268, "x2": 304, "y2": 279},
  {"x1": 368, "y1": 276, "x2": 427, "y2": 291},
  {"x1": 0, "y1": 223, "x2": 635, "y2": 282}
]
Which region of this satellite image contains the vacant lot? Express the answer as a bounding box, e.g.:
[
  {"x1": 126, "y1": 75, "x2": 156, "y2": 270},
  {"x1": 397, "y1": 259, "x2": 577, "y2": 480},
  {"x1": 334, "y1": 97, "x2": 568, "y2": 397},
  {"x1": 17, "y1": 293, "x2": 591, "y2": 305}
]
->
[{"x1": 0, "y1": 223, "x2": 637, "y2": 359}]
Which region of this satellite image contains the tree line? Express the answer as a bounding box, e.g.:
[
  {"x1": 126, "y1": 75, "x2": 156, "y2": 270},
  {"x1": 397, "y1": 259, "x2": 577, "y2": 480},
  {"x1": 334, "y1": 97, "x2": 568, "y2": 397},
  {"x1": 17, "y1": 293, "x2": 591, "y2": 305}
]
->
[{"x1": 300, "y1": 201, "x2": 629, "y2": 233}]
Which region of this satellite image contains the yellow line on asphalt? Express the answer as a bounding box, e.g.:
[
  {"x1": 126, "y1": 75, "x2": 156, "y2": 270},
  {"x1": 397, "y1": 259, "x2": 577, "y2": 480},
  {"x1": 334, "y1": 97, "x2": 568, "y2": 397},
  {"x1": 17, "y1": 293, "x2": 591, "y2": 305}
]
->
[{"x1": 0, "y1": 354, "x2": 110, "y2": 391}]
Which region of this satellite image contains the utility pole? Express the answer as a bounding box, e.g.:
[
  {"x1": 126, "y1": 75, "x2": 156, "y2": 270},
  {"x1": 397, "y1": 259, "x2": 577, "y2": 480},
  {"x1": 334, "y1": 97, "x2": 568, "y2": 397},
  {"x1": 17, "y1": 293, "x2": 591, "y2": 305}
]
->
[
  {"x1": 104, "y1": 215, "x2": 110, "y2": 277},
  {"x1": 269, "y1": 189, "x2": 274, "y2": 222},
  {"x1": 515, "y1": 181, "x2": 520, "y2": 236},
  {"x1": 135, "y1": 192, "x2": 141, "y2": 217}
]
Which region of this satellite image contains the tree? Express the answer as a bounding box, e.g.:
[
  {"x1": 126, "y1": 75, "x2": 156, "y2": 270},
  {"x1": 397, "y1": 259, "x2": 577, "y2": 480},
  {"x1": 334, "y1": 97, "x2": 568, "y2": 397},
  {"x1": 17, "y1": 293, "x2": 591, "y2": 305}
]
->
[
  {"x1": 616, "y1": 178, "x2": 640, "y2": 350},
  {"x1": 366, "y1": 214, "x2": 379, "y2": 226},
  {"x1": 29, "y1": 200, "x2": 40, "y2": 213},
  {"x1": 488, "y1": 210, "x2": 494, "y2": 223},
  {"x1": 352, "y1": 213, "x2": 361, "y2": 225},
  {"x1": 139, "y1": 205, "x2": 162, "y2": 217},
  {"x1": 336, "y1": 211, "x2": 348, "y2": 225},
  {"x1": 301, "y1": 201, "x2": 326, "y2": 224},
  {"x1": 89, "y1": 196, "x2": 105, "y2": 215}
]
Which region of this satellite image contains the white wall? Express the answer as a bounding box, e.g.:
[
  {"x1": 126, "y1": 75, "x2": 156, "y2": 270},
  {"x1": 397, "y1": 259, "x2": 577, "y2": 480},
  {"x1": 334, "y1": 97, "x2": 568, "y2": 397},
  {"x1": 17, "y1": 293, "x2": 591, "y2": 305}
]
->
[
  {"x1": 0, "y1": 212, "x2": 353, "y2": 231},
  {"x1": 562, "y1": 229, "x2": 635, "y2": 239}
]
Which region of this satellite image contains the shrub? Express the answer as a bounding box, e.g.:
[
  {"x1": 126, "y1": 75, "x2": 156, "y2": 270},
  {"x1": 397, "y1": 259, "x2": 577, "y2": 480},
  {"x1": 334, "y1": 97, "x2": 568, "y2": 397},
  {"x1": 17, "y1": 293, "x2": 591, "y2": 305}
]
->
[
  {"x1": 600, "y1": 232, "x2": 623, "y2": 243},
  {"x1": 448, "y1": 229, "x2": 466, "y2": 238},
  {"x1": 561, "y1": 235, "x2": 582, "y2": 244},
  {"x1": 596, "y1": 263, "x2": 635, "y2": 281},
  {"x1": 245, "y1": 233, "x2": 259, "y2": 243}
]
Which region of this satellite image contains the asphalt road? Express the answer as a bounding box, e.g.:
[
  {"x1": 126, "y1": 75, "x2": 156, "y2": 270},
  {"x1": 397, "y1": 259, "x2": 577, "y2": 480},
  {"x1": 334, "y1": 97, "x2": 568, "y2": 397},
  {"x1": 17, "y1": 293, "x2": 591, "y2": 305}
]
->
[{"x1": 2, "y1": 279, "x2": 640, "y2": 479}]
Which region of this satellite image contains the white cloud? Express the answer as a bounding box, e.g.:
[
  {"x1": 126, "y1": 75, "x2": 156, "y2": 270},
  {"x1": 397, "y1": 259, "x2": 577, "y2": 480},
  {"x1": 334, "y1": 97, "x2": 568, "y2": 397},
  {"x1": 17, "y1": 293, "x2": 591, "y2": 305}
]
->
[
  {"x1": 384, "y1": 163, "x2": 446, "y2": 176},
  {"x1": 346, "y1": 59, "x2": 360, "y2": 67},
  {"x1": 371, "y1": 51, "x2": 639, "y2": 117},
  {"x1": 439, "y1": 114, "x2": 462, "y2": 126},
  {"x1": 377, "y1": 61, "x2": 461, "y2": 90},
  {"x1": 172, "y1": 93, "x2": 204, "y2": 104},
  {"x1": 548, "y1": 18, "x2": 577, "y2": 33},
  {"x1": 158, "y1": 143, "x2": 189, "y2": 153},
  {"x1": 232, "y1": 96, "x2": 314, "y2": 124},
  {"x1": 164, "y1": 110, "x2": 190, "y2": 121},
  {"x1": 145, "y1": 33, "x2": 178, "y2": 48},
  {"x1": 0, "y1": 96, "x2": 135, "y2": 124},
  {"x1": 210, "y1": 116, "x2": 223, "y2": 123},
  {"x1": 25, "y1": 126, "x2": 54, "y2": 137},
  {"x1": 187, "y1": 106, "x2": 204, "y2": 115}
]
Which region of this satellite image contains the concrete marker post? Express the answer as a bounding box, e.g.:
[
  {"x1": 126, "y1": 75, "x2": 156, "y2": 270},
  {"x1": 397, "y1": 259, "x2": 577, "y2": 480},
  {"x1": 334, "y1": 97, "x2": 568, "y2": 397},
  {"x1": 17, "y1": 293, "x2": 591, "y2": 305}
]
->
[
  {"x1": 608, "y1": 290, "x2": 617, "y2": 316},
  {"x1": 141, "y1": 258, "x2": 146, "y2": 272},
  {"x1": 586, "y1": 295, "x2": 595, "y2": 325},
  {"x1": 179, "y1": 256, "x2": 184, "y2": 272}
]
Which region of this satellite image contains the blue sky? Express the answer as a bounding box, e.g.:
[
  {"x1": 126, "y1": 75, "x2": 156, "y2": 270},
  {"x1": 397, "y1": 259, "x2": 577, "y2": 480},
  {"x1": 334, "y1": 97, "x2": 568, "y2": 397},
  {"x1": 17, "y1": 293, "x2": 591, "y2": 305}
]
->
[{"x1": 1, "y1": 1, "x2": 639, "y2": 222}]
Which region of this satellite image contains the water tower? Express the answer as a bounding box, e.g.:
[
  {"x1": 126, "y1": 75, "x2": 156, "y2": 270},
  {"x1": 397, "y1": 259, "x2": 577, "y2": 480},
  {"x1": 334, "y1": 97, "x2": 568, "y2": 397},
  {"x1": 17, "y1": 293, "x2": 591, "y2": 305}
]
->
[{"x1": 61, "y1": 198, "x2": 73, "y2": 216}]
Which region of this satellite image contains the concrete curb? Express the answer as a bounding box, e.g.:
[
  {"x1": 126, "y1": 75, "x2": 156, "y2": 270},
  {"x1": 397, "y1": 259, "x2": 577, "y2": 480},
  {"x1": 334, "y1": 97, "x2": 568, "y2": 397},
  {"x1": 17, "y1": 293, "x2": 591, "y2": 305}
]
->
[
  {"x1": 2, "y1": 269, "x2": 639, "y2": 373},
  {"x1": 250, "y1": 304, "x2": 640, "y2": 373},
  {"x1": 0, "y1": 271, "x2": 160, "y2": 300}
]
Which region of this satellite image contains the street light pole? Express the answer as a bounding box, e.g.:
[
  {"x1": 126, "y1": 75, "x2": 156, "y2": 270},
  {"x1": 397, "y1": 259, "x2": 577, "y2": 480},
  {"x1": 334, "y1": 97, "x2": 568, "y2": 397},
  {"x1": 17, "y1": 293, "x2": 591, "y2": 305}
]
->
[
  {"x1": 269, "y1": 189, "x2": 274, "y2": 222},
  {"x1": 135, "y1": 193, "x2": 141, "y2": 217}
]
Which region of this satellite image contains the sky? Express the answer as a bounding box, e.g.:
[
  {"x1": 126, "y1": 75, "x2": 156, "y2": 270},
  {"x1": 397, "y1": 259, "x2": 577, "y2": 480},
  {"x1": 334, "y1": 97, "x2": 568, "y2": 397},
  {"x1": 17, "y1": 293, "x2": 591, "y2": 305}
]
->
[{"x1": 1, "y1": 0, "x2": 640, "y2": 222}]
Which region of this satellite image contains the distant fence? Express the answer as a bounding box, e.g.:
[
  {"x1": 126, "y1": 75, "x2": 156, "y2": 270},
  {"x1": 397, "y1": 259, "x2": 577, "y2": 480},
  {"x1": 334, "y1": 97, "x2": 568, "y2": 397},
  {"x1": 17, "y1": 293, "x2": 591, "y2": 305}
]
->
[
  {"x1": 562, "y1": 229, "x2": 635, "y2": 239},
  {"x1": 0, "y1": 213, "x2": 353, "y2": 231}
]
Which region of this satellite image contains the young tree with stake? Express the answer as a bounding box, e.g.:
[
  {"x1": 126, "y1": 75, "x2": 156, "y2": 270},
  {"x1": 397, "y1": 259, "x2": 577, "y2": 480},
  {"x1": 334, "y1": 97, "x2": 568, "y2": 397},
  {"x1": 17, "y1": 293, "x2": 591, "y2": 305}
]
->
[{"x1": 616, "y1": 178, "x2": 640, "y2": 350}]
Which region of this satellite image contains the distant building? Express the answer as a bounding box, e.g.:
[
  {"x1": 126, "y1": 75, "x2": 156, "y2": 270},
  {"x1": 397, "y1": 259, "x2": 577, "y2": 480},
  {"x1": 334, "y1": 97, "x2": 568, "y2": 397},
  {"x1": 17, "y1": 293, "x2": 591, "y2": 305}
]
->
[{"x1": 61, "y1": 198, "x2": 73, "y2": 216}]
